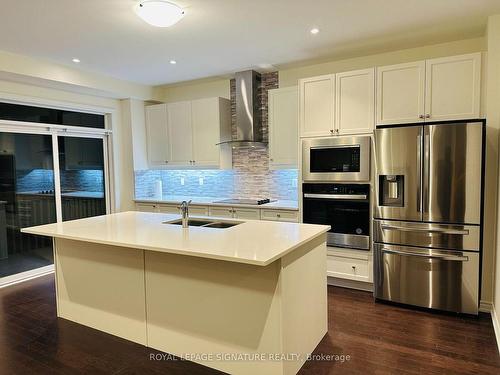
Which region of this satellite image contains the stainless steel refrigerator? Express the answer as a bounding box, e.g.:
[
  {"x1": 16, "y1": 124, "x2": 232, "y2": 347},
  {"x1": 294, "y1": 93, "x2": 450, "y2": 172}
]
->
[{"x1": 373, "y1": 121, "x2": 484, "y2": 314}]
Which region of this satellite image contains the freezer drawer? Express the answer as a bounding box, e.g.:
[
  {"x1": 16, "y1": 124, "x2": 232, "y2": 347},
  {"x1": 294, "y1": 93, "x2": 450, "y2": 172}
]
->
[
  {"x1": 373, "y1": 219, "x2": 480, "y2": 251},
  {"x1": 374, "y1": 243, "x2": 479, "y2": 314}
]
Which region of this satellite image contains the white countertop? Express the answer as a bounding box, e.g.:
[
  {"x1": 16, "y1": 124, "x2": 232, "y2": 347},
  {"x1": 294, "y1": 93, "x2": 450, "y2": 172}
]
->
[
  {"x1": 134, "y1": 195, "x2": 299, "y2": 211},
  {"x1": 22, "y1": 211, "x2": 328, "y2": 266}
]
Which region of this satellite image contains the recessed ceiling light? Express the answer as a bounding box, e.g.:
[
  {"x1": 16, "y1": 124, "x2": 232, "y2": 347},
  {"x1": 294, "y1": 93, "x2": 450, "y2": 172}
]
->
[
  {"x1": 310, "y1": 28, "x2": 320, "y2": 35},
  {"x1": 72, "y1": 58, "x2": 80, "y2": 63},
  {"x1": 169, "y1": 60, "x2": 177, "y2": 64},
  {"x1": 134, "y1": 0, "x2": 185, "y2": 27}
]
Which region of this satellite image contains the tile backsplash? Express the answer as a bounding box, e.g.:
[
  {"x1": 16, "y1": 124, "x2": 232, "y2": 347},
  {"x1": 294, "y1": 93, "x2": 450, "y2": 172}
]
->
[{"x1": 135, "y1": 71, "x2": 299, "y2": 202}]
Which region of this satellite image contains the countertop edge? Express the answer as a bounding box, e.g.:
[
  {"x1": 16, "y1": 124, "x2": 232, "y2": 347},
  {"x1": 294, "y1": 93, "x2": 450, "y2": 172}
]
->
[{"x1": 21, "y1": 225, "x2": 329, "y2": 266}]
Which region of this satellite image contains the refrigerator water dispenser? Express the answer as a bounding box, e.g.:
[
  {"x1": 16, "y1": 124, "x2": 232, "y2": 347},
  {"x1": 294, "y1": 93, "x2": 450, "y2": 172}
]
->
[{"x1": 379, "y1": 175, "x2": 404, "y2": 207}]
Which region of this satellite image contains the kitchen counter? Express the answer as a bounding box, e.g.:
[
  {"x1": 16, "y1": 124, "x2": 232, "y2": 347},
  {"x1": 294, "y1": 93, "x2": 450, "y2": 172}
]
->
[
  {"x1": 134, "y1": 195, "x2": 299, "y2": 211},
  {"x1": 22, "y1": 212, "x2": 328, "y2": 374},
  {"x1": 23, "y1": 211, "x2": 326, "y2": 265}
]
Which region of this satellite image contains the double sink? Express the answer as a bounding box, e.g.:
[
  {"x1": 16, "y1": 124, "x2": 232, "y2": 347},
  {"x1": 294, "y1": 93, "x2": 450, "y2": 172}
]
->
[{"x1": 165, "y1": 218, "x2": 242, "y2": 229}]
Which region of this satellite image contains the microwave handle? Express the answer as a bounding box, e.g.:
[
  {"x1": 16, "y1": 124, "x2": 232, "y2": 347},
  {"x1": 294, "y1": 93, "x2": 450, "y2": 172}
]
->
[{"x1": 303, "y1": 193, "x2": 368, "y2": 200}]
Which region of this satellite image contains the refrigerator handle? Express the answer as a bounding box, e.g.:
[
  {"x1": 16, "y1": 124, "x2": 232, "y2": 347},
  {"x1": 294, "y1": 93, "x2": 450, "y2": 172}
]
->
[
  {"x1": 423, "y1": 127, "x2": 430, "y2": 214},
  {"x1": 380, "y1": 247, "x2": 469, "y2": 262},
  {"x1": 416, "y1": 133, "x2": 422, "y2": 212}
]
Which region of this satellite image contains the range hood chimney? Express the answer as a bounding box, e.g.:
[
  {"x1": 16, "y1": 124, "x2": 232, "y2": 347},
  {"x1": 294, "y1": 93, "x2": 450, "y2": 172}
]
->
[{"x1": 218, "y1": 70, "x2": 267, "y2": 148}]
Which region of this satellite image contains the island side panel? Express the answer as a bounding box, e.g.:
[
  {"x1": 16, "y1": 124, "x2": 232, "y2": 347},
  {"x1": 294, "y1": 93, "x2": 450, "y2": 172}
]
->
[
  {"x1": 54, "y1": 238, "x2": 147, "y2": 345},
  {"x1": 279, "y1": 234, "x2": 328, "y2": 375},
  {"x1": 145, "y1": 251, "x2": 284, "y2": 375}
]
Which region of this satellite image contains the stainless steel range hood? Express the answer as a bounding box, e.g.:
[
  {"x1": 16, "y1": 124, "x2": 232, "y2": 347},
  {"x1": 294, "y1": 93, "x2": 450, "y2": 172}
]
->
[{"x1": 217, "y1": 70, "x2": 267, "y2": 148}]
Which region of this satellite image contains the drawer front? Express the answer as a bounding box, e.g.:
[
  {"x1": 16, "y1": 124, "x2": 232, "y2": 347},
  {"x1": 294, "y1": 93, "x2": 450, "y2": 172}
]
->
[
  {"x1": 233, "y1": 208, "x2": 260, "y2": 220},
  {"x1": 327, "y1": 255, "x2": 369, "y2": 282},
  {"x1": 261, "y1": 209, "x2": 299, "y2": 222},
  {"x1": 136, "y1": 203, "x2": 159, "y2": 212},
  {"x1": 189, "y1": 205, "x2": 209, "y2": 216},
  {"x1": 158, "y1": 204, "x2": 179, "y2": 214},
  {"x1": 209, "y1": 207, "x2": 234, "y2": 218}
]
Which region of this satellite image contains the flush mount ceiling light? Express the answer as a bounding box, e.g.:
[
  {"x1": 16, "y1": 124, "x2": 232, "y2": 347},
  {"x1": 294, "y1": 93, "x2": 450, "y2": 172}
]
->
[
  {"x1": 310, "y1": 28, "x2": 320, "y2": 35},
  {"x1": 72, "y1": 58, "x2": 80, "y2": 63},
  {"x1": 169, "y1": 60, "x2": 177, "y2": 64},
  {"x1": 134, "y1": 0, "x2": 185, "y2": 27}
]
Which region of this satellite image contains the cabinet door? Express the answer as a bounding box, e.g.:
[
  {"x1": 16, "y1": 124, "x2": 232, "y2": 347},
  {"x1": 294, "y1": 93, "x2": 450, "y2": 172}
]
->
[
  {"x1": 268, "y1": 87, "x2": 298, "y2": 167},
  {"x1": 425, "y1": 53, "x2": 481, "y2": 121},
  {"x1": 336, "y1": 68, "x2": 375, "y2": 135},
  {"x1": 191, "y1": 98, "x2": 219, "y2": 167},
  {"x1": 376, "y1": 61, "x2": 425, "y2": 125},
  {"x1": 233, "y1": 208, "x2": 260, "y2": 220},
  {"x1": 167, "y1": 101, "x2": 193, "y2": 166},
  {"x1": 299, "y1": 74, "x2": 335, "y2": 137},
  {"x1": 145, "y1": 104, "x2": 170, "y2": 166},
  {"x1": 208, "y1": 207, "x2": 234, "y2": 218}
]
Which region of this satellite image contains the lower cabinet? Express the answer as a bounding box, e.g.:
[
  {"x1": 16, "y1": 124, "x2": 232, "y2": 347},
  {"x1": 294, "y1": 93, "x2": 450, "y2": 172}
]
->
[
  {"x1": 135, "y1": 202, "x2": 299, "y2": 222},
  {"x1": 326, "y1": 247, "x2": 372, "y2": 283},
  {"x1": 261, "y1": 209, "x2": 299, "y2": 223}
]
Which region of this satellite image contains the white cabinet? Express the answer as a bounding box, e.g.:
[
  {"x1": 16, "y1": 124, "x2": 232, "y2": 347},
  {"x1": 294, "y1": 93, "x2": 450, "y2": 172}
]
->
[
  {"x1": 376, "y1": 61, "x2": 426, "y2": 125},
  {"x1": 144, "y1": 97, "x2": 232, "y2": 170},
  {"x1": 145, "y1": 104, "x2": 170, "y2": 167},
  {"x1": 335, "y1": 68, "x2": 375, "y2": 135},
  {"x1": 260, "y1": 209, "x2": 299, "y2": 223},
  {"x1": 159, "y1": 204, "x2": 208, "y2": 216},
  {"x1": 191, "y1": 97, "x2": 232, "y2": 168},
  {"x1": 208, "y1": 206, "x2": 235, "y2": 219},
  {"x1": 167, "y1": 101, "x2": 193, "y2": 166},
  {"x1": 326, "y1": 247, "x2": 372, "y2": 283},
  {"x1": 299, "y1": 74, "x2": 335, "y2": 137},
  {"x1": 209, "y1": 206, "x2": 260, "y2": 220},
  {"x1": 268, "y1": 86, "x2": 298, "y2": 168},
  {"x1": 376, "y1": 53, "x2": 481, "y2": 125},
  {"x1": 424, "y1": 53, "x2": 481, "y2": 121}
]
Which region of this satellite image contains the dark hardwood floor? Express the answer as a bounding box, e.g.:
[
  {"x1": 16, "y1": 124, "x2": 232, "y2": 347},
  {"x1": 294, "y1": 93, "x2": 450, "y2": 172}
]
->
[{"x1": 0, "y1": 275, "x2": 498, "y2": 374}]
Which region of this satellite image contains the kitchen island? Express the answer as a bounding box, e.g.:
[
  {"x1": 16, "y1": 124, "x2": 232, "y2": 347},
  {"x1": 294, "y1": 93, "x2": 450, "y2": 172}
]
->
[{"x1": 22, "y1": 211, "x2": 329, "y2": 375}]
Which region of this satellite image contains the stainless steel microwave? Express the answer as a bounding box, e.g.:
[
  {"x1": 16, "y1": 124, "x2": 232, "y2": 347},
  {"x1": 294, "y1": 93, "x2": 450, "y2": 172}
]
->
[{"x1": 302, "y1": 136, "x2": 371, "y2": 182}]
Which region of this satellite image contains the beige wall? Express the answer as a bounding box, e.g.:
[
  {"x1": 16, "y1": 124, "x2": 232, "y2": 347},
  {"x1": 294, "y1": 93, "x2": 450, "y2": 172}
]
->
[
  {"x1": 154, "y1": 37, "x2": 485, "y2": 102},
  {"x1": 488, "y1": 14, "x2": 500, "y2": 340}
]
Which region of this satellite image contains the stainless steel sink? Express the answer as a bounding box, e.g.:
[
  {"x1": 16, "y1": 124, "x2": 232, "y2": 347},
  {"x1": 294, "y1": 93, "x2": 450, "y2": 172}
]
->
[{"x1": 164, "y1": 218, "x2": 241, "y2": 229}]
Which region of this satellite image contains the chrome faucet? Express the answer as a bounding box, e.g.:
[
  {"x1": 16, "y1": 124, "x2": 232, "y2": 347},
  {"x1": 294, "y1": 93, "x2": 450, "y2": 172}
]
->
[{"x1": 180, "y1": 200, "x2": 191, "y2": 228}]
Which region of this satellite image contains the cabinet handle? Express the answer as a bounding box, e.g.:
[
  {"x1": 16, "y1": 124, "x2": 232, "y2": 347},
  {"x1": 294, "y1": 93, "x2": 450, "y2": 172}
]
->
[
  {"x1": 425, "y1": 114, "x2": 431, "y2": 119},
  {"x1": 330, "y1": 129, "x2": 334, "y2": 135},
  {"x1": 419, "y1": 115, "x2": 424, "y2": 119},
  {"x1": 270, "y1": 158, "x2": 274, "y2": 162},
  {"x1": 277, "y1": 213, "x2": 281, "y2": 218},
  {"x1": 165, "y1": 160, "x2": 169, "y2": 164},
  {"x1": 336, "y1": 129, "x2": 339, "y2": 134}
]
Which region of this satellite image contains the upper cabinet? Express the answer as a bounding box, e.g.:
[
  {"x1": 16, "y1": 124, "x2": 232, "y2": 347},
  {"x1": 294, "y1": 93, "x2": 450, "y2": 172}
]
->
[
  {"x1": 145, "y1": 104, "x2": 169, "y2": 166},
  {"x1": 299, "y1": 74, "x2": 335, "y2": 137},
  {"x1": 336, "y1": 68, "x2": 375, "y2": 135},
  {"x1": 376, "y1": 61, "x2": 426, "y2": 125},
  {"x1": 299, "y1": 70, "x2": 375, "y2": 137},
  {"x1": 424, "y1": 53, "x2": 481, "y2": 122},
  {"x1": 145, "y1": 97, "x2": 232, "y2": 169},
  {"x1": 376, "y1": 53, "x2": 481, "y2": 125},
  {"x1": 268, "y1": 86, "x2": 298, "y2": 168}
]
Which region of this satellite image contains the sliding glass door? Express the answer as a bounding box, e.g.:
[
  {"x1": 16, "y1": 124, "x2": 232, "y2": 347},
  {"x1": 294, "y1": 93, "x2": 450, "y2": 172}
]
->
[
  {"x1": 58, "y1": 136, "x2": 106, "y2": 221},
  {"x1": 0, "y1": 133, "x2": 56, "y2": 278},
  {"x1": 0, "y1": 127, "x2": 110, "y2": 282}
]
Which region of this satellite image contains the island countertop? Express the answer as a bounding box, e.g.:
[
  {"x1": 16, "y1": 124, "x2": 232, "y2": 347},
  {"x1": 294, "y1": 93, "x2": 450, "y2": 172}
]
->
[{"x1": 22, "y1": 211, "x2": 329, "y2": 266}]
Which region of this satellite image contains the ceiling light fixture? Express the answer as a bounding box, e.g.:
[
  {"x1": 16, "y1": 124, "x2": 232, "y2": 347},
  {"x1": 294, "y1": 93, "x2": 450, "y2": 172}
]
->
[
  {"x1": 134, "y1": 0, "x2": 185, "y2": 27},
  {"x1": 72, "y1": 58, "x2": 80, "y2": 63},
  {"x1": 169, "y1": 60, "x2": 177, "y2": 64},
  {"x1": 310, "y1": 28, "x2": 320, "y2": 35}
]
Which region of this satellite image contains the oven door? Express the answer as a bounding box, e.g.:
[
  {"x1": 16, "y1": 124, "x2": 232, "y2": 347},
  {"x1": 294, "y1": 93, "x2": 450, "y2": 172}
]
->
[
  {"x1": 302, "y1": 136, "x2": 370, "y2": 182},
  {"x1": 303, "y1": 194, "x2": 370, "y2": 250}
]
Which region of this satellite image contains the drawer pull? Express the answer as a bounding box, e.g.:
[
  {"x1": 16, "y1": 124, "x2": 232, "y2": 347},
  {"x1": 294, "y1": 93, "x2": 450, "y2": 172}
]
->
[
  {"x1": 381, "y1": 248, "x2": 469, "y2": 262},
  {"x1": 380, "y1": 224, "x2": 469, "y2": 235}
]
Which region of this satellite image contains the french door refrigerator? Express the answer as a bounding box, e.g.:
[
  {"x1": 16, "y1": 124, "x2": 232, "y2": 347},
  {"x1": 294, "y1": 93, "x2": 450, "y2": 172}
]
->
[{"x1": 373, "y1": 121, "x2": 484, "y2": 314}]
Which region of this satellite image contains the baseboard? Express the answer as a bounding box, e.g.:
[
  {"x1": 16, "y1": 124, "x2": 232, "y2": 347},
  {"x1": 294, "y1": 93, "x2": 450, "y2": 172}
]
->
[
  {"x1": 0, "y1": 265, "x2": 54, "y2": 289},
  {"x1": 327, "y1": 276, "x2": 373, "y2": 292},
  {"x1": 480, "y1": 300, "x2": 493, "y2": 313},
  {"x1": 492, "y1": 305, "x2": 500, "y2": 354}
]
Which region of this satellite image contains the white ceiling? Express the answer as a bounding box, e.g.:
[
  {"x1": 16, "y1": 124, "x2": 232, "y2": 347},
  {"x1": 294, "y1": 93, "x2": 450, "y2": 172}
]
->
[{"x1": 1, "y1": 0, "x2": 500, "y2": 86}]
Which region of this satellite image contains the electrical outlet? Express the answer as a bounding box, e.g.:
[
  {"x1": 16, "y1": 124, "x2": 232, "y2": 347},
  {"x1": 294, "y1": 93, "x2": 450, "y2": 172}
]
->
[
  {"x1": 180, "y1": 177, "x2": 185, "y2": 186},
  {"x1": 199, "y1": 177, "x2": 204, "y2": 185}
]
